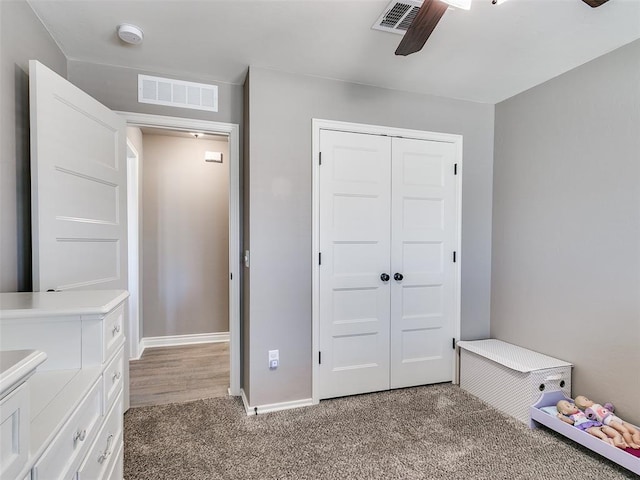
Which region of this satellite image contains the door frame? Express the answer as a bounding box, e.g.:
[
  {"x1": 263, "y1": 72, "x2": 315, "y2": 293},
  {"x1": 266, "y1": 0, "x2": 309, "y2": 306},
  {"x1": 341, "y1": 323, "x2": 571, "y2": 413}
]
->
[
  {"x1": 118, "y1": 111, "x2": 241, "y2": 397},
  {"x1": 311, "y1": 118, "x2": 463, "y2": 404},
  {"x1": 126, "y1": 139, "x2": 141, "y2": 360}
]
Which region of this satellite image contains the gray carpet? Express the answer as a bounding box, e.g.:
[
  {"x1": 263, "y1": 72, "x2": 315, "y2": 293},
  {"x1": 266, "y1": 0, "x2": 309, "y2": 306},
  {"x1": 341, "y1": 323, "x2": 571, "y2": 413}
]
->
[{"x1": 124, "y1": 384, "x2": 635, "y2": 479}]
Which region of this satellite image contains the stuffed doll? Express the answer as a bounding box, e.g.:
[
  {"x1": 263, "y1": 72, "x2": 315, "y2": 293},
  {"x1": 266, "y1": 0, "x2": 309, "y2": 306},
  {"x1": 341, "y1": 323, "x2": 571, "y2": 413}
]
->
[
  {"x1": 556, "y1": 400, "x2": 628, "y2": 448},
  {"x1": 575, "y1": 395, "x2": 640, "y2": 449}
]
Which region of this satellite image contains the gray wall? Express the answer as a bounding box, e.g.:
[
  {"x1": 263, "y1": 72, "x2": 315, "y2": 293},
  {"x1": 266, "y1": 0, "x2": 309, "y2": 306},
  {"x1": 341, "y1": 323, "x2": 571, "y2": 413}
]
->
[
  {"x1": 0, "y1": 0, "x2": 67, "y2": 292},
  {"x1": 142, "y1": 133, "x2": 229, "y2": 337},
  {"x1": 245, "y1": 67, "x2": 495, "y2": 406},
  {"x1": 492, "y1": 39, "x2": 640, "y2": 425},
  {"x1": 67, "y1": 60, "x2": 243, "y2": 126}
]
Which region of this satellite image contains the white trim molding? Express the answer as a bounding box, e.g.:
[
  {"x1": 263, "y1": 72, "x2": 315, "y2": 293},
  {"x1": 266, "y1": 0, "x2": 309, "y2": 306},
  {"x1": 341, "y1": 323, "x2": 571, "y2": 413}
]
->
[
  {"x1": 117, "y1": 111, "x2": 241, "y2": 397},
  {"x1": 240, "y1": 389, "x2": 314, "y2": 416},
  {"x1": 137, "y1": 332, "x2": 229, "y2": 358},
  {"x1": 311, "y1": 118, "x2": 463, "y2": 404},
  {"x1": 126, "y1": 140, "x2": 141, "y2": 360}
]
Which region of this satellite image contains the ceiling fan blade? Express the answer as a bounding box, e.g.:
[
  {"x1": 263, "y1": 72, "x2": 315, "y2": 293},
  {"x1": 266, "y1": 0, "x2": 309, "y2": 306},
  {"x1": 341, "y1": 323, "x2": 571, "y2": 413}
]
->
[
  {"x1": 582, "y1": 0, "x2": 609, "y2": 7},
  {"x1": 395, "y1": 0, "x2": 449, "y2": 56}
]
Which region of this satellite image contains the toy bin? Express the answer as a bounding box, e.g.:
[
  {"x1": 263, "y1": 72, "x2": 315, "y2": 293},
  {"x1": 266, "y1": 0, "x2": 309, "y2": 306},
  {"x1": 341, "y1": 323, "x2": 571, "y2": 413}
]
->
[{"x1": 458, "y1": 339, "x2": 572, "y2": 424}]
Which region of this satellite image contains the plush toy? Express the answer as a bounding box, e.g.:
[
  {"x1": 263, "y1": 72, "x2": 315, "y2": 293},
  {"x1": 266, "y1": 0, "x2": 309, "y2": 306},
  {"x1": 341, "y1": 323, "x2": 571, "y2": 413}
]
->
[
  {"x1": 575, "y1": 395, "x2": 640, "y2": 449},
  {"x1": 556, "y1": 400, "x2": 628, "y2": 448}
]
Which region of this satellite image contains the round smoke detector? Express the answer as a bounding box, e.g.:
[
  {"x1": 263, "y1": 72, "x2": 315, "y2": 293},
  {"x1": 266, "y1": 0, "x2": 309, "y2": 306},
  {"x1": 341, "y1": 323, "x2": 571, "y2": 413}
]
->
[{"x1": 117, "y1": 24, "x2": 144, "y2": 45}]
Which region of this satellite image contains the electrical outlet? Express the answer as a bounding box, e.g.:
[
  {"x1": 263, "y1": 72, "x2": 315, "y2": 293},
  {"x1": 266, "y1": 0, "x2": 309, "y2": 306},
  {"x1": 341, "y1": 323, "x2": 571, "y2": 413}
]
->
[{"x1": 268, "y1": 349, "x2": 279, "y2": 369}]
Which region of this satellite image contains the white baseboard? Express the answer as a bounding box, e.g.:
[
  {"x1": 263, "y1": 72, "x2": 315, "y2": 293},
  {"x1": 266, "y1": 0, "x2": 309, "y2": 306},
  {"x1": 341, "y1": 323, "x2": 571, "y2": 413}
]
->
[
  {"x1": 137, "y1": 332, "x2": 229, "y2": 358},
  {"x1": 131, "y1": 341, "x2": 144, "y2": 360},
  {"x1": 240, "y1": 388, "x2": 313, "y2": 416}
]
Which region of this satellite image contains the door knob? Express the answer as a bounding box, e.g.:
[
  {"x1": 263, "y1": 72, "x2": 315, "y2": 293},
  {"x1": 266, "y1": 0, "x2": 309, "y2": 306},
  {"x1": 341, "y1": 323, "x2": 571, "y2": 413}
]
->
[
  {"x1": 380, "y1": 273, "x2": 390, "y2": 282},
  {"x1": 394, "y1": 273, "x2": 404, "y2": 281}
]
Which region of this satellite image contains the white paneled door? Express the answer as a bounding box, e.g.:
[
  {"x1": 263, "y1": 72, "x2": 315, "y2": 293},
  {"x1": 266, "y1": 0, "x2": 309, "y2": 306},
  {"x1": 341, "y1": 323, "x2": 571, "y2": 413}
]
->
[
  {"x1": 318, "y1": 129, "x2": 458, "y2": 399},
  {"x1": 390, "y1": 138, "x2": 457, "y2": 389},
  {"x1": 318, "y1": 130, "x2": 392, "y2": 399},
  {"x1": 30, "y1": 60, "x2": 127, "y2": 292}
]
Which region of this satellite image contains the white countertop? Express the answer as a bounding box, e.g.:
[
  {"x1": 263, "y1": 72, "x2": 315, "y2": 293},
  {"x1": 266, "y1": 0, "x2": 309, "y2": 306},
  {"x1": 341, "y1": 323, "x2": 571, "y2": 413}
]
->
[
  {"x1": 0, "y1": 290, "x2": 129, "y2": 319},
  {"x1": 0, "y1": 350, "x2": 48, "y2": 397}
]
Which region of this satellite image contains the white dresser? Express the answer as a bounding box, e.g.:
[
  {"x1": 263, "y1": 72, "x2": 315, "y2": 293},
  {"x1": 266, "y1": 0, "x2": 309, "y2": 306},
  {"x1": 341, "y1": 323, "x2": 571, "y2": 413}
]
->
[{"x1": 0, "y1": 290, "x2": 128, "y2": 480}]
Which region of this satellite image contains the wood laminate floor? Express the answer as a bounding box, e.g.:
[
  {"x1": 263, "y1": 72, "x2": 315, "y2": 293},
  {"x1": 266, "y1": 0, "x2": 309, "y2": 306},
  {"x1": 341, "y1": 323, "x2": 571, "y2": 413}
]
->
[{"x1": 129, "y1": 342, "x2": 229, "y2": 407}]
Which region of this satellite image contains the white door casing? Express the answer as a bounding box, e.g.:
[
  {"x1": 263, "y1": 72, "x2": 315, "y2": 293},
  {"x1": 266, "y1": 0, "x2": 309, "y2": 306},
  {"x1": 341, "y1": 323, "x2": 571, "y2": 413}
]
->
[
  {"x1": 318, "y1": 130, "x2": 392, "y2": 399},
  {"x1": 126, "y1": 141, "x2": 141, "y2": 360},
  {"x1": 313, "y1": 120, "x2": 461, "y2": 402},
  {"x1": 30, "y1": 60, "x2": 127, "y2": 292},
  {"x1": 117, "y1": 112, "x2": 241, "y2": 397},
  {"x1": 390, "y1": 137, "x2": 457, "y2": 389}
]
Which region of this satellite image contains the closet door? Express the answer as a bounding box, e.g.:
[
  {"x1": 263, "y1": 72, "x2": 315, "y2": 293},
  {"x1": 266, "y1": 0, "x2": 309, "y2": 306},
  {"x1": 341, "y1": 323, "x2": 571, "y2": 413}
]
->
[
  {"x1": 318, "y1": 130, "x2": 392, "y2": 399},
  {"x1": 390, "y1": 138, "x2": 457, "y2": 388}
]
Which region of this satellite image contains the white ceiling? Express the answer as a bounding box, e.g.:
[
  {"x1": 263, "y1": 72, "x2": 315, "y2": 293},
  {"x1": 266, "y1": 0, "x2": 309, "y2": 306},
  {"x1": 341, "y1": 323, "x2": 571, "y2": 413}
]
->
[{"x1": 28, "y1": 0, "x2": 640, "y2": 104}]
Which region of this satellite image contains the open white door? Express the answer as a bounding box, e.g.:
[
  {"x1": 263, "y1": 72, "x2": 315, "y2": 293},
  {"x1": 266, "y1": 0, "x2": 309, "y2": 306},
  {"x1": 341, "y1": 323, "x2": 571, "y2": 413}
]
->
[
  {"x1": 29, "y1": 60, "x2": 129, "y2": 409},
  {"x1": 30, "y1": 60, "x2": 127, "y2": 292}
]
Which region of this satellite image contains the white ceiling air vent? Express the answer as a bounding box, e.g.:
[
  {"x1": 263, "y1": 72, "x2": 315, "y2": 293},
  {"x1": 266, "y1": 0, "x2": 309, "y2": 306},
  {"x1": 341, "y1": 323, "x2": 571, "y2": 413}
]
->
[
  {"x1": 138, "y1": 74, "x2": 218, "y2": 112},
  {"x1": 372, "y1": 0, "x2": 423, "y2": 35}
]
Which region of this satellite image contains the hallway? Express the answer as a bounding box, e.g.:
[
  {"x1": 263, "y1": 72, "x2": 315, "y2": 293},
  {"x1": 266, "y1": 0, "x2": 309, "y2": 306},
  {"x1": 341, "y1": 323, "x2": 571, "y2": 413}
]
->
[{"x1": 129, "y1": 342, "x2": 229, "y2": 407}]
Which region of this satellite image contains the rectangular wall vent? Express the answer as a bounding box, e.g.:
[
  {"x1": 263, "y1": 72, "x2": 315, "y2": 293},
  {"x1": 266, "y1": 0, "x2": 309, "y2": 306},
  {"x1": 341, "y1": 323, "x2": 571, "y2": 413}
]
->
[
  {"x1": 372, "y1": 0, "x2": 422, "y2": 35},
  {"x1": 138, "y1": 75, "x2": 218, "y2": 112}
]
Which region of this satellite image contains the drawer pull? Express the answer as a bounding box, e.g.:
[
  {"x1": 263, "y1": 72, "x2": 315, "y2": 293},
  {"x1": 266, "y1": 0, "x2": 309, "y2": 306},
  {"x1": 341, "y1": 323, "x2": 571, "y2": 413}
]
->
[
  {"x1": 97, "y1": 434, "x2": 114, "y2": 464},
  {"x1": 112, "y1": 324, "x2": 121, "y2": 336},
  {"x1": 73, "y1": 429, "x2": 87, "y2": 445},
  {"x1": 112, "y1": 371, "x2": 122, "y2": 382}
]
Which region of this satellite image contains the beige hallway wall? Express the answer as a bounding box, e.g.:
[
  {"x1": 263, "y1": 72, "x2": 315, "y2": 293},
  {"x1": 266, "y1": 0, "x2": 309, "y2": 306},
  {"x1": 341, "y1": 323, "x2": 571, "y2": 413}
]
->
[{"x1": 142, "y1": 132, "x2": 229, "y2": 337}]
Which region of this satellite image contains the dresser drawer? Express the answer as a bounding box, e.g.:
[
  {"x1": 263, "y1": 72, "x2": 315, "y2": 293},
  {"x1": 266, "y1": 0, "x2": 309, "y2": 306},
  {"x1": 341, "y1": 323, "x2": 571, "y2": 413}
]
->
[
  {"x1": 1, "y1": 383, "x2": 29, "y2": 480},
  {"x1": 103, "y1": 346, "x2": 124, "y2": 414},
  {"x1": 33, "y1": 378, "x2": 103, "y2": 480},
  {"x1": 102, "y1": 304, "x2": 124, "y2": 363},
  {"x1": 77, "y1": 390, "x2": 123, "y2": 480},
  {"x1": 105, "y1": 440, "x2": 123, "y2": 480}
]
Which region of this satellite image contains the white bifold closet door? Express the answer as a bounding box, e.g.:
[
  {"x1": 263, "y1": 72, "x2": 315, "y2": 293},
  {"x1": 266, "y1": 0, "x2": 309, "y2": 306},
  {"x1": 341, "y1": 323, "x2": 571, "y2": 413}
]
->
[
  {"x1": 389, "y1": 137, "x2": 457, "y2": 389},
  {"x1": 318, "y1": 131, "x2": 392, "y2": 399},
  {"x1": 319, "y1": 129, "x2": 457, "y2": 400}
]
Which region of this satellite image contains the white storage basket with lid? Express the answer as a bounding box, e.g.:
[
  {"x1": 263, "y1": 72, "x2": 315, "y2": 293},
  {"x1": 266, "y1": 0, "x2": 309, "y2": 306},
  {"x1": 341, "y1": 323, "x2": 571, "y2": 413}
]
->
[{"x1": 458, "y1": 339, "x2": 573, "y2": 424}]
